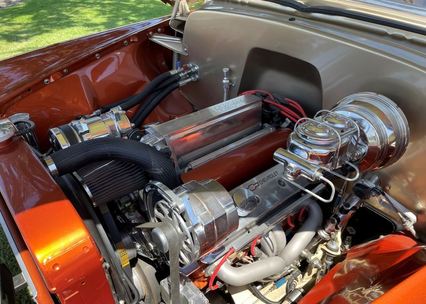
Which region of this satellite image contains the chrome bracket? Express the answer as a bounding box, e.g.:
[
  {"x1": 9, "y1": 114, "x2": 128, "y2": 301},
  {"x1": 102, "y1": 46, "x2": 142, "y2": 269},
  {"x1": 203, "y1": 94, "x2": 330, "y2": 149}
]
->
[
  {"x1": 169, "y1": 0, "x2": 191, "y2": 34},
  {"x1": 149, "y1": 33, "x2": 188, "y2": 55},
  {"x1": 138, "y1": 220, "x2": 183, "y2": 304}
]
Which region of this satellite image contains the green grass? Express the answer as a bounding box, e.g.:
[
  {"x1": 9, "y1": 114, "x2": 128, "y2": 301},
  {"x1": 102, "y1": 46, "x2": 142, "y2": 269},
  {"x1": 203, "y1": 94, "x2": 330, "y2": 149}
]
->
[
  {"x1": 0, "y1": 228, "x2": 33, "y2": 303},
  {"x1": 0, "y1": 0, "x2": 173, "y2": 60}
]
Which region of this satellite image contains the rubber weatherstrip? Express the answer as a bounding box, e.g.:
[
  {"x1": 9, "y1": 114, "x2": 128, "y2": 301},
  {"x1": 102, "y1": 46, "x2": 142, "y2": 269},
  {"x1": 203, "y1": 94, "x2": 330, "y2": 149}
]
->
[{"x1": 264, "y1": 0, "x2": 426, "y2": 36}]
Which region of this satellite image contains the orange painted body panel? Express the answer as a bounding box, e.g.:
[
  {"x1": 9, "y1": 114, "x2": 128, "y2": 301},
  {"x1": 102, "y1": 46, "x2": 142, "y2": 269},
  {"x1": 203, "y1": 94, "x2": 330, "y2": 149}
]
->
[
  {"x1": 0, "y1": 200, "x2": 54, "y2": 304},
  {"x1": 0, "y1": 18, "x2": 192, "y2": 149},
  {"x1": 373, "y1": 265, "x2": 426, "y2": 304},
  {"x1": 0, "y1": 17, "x2": 194, "y2": 302},
  {"x1": 300, "y1": 234, "x2": 425, "y2": 304},
  {"x1": 181, "y1": 129, "x2": 291, "y2": 189},
  {"x1": 0, "y1": 138, "x2": 114, "y2": 304},
  {"x1": 0, "y1": 18, "x2": 168, "y2": 102}
]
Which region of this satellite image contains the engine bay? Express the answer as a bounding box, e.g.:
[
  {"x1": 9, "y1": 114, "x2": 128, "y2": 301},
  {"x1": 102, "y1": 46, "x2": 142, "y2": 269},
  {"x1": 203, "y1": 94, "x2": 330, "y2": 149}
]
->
[
  {"x1": 0, "y1": 1, "x2": 424, "y2": 303},
  {"x1": 3, "y1": 78, "x2": 415, "y2": 303}
]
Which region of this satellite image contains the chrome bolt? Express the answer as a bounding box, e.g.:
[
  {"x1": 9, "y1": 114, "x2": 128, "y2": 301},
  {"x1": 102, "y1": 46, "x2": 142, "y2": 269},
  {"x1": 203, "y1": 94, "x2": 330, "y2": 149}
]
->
[
  {"x1": 415, "y1": 201, "x2": 426, "y2": 214},
  {"x1": 278, "y1": 178, "x2": 286, "y2": 187},
  {"x1": 326, "y1": 240, "x2": 339, "y2": 252},
  {"x1": 0, "y1": 120, "x2": 15, "y2": 143},
  {"x1": 346, "y1": 226, "x2": 356, "y2": 235}
]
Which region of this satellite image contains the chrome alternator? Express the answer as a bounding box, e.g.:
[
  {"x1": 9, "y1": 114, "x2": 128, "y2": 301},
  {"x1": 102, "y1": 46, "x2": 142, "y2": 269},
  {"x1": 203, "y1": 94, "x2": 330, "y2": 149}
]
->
[{"x1": 143, "y1": 180, "x2": 238, "y2": 265}]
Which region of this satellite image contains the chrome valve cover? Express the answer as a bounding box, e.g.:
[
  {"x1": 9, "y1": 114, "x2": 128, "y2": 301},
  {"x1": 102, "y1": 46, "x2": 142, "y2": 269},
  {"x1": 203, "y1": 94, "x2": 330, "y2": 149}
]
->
[{"x1": 140, "y1": 95, "x2": 263, "y2": 170}]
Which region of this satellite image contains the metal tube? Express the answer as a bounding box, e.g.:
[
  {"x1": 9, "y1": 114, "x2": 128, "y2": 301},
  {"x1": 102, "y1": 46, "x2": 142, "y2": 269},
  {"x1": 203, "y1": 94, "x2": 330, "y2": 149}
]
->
[
  {"x1": 217, "y1": 257, "x2": 286, "y2": 287},
  {"x1": 216, "y1": 202, "x2": 322, "y2": 286},
  {"x1": 260, "y1": 225, "x2": 287, "y2": 256},
  {"x1": 278, "y1": 202, "x2": 323, "y2": 263},
  {"x1": 271, "y1": 225, "x2": 287, "y2": 255},
  {"x1": 260, "y1": 235, "x2": 276, "y2": 257}
]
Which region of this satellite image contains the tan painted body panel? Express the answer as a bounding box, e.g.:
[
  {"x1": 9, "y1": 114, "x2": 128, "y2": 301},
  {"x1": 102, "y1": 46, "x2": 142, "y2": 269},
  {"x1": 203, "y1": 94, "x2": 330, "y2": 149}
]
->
[{"x1": 181, "y1": 1, "x2": 426, "y2": 236}]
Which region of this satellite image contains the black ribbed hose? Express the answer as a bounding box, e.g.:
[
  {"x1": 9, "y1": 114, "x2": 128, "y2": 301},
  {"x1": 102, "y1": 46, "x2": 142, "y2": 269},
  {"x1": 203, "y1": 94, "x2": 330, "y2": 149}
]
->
[
  {"x1": 101, "y1": 71, "x2": 179, "y2": 112},
  {"x1": 132, "y1": 81, "x2": 180, "y2": 127},
  {"x1": 48, "y1": 138, "x2": 180, "y2": 188}
]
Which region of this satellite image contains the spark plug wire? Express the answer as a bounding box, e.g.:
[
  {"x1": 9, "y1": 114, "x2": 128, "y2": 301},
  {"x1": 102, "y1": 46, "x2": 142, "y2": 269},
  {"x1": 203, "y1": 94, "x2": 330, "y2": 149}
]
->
[
  {"x1": 250, "y1": 235, "x2": 263, "y2": 257},
  {"x1": 208, "y1": 247, "x2": 235, "y2": 291},
  {"x1": 240, "y1": 90, "x2": 306, "y2": 123}
]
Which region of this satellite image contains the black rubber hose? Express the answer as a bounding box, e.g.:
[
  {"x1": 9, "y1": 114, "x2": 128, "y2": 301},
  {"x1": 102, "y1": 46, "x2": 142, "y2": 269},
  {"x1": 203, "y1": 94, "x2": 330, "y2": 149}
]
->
[
  {"x1": 249, "y1": 284, "x2": 285, "y2": 304},
  {"x1": 119, "y1": 73, "x2": 181, "y2": 111},
  {"x1": 101, "y1": 71, "x2": 178, "y2": 112},
  {"x1": 155, "y1": 73, "x2": 181, "y2": 92},
  {"x1": 132, "y1": 81, "x2": 180, "y2": 127},
  {"x1": 48, "y1": 138, "x2": 180, "y2": 188}
]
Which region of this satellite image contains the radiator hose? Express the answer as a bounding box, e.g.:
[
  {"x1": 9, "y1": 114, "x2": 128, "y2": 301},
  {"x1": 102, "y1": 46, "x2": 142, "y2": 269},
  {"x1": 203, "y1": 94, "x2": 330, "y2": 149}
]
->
[{"x1": 45, "y1": 138, "x2": 180, "y2": 189}]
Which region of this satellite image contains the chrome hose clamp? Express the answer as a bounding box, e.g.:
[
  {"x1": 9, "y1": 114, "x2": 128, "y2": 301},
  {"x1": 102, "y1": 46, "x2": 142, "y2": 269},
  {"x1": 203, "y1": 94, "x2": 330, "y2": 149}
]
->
[{"x1": 44, "y1": 156, "x2": 58, "y2": 175}]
